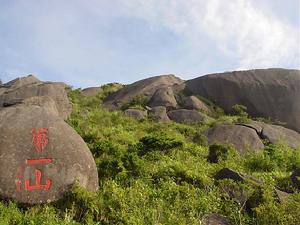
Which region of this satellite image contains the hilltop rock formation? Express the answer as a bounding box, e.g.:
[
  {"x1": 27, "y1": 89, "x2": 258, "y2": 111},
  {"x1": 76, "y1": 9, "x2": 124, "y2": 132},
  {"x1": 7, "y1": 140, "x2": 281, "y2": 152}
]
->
[
  {"x1": 81, "y1": 87, "x2": 102, "y2": 97},
  {"x1": 0, "y1": 75, "x2": 72, "y2": 119},
  {"x1": 103, "y1": 74, "x2": 183, "y2": 109},
  {"x1": 0, "y1": 97, "x2": 98, "y2": 204},
  {"x1": 206, "y1": 124, "x2": 264, "y2": 154},
  {"x1": 185, "y1": 69, "x2": 300, "y2": 132}
]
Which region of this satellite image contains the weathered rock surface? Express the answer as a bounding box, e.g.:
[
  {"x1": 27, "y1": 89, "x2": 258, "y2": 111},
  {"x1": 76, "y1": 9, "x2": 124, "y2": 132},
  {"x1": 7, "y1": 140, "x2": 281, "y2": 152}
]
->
[
  {"x1": 81, "y1": 87, "x2": 102, "y2": 97},
  {"x1": 202, "y1": 213, "x2": 230, "y2": 225},
  {"x1": 183, "y1": 96, "x2": 210, "y2": 113},
  {"x1": 149, "y1": 106, "x2": 170, "y2": 122},
  {"x1": 124, "y1": 109, "x2": 147, "y2": 120},
  {"x1": 291, "y1": 168, "x2": 300, "y2": 190},
  {"x1": 0, "y1": 75, "x2": 72, "y2": 119},
  {"x1": 241, "y1": 122, "x2": 300, "y2": 148},
  {"x1": 148, "y1": 87, "x2": 177, "y2": 108},
  {"x1": 206, "y1": 124, "x2": 264, "y2": 154},
  {"x1": 185, "y1": 69, "x2": 300, "y2": 132},
  {"x1": 0, "y1": 99, "x2": 98, "y2": 204},
  {"x1": 103, "y1": 75, "x2": 183, "y2": 108},
  {"x1": 214, "y1": 168, "x2": 263, "y2": 185},
  {"x1": 2, "y1": 75, "x2": 40, "y2": 89},
  {"x1": 261, "y1": 124, "x2": 300, "y2": 148},
  {"x1": 167, "y1": 109, "x2": 206, "y2": 124}
]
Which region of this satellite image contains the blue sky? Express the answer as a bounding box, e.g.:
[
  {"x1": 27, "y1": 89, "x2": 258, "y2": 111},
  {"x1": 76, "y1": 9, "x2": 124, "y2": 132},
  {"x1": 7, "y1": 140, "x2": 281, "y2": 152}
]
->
[{"x1": 0, "y1": 0, "x2": 299, "y2": 88}]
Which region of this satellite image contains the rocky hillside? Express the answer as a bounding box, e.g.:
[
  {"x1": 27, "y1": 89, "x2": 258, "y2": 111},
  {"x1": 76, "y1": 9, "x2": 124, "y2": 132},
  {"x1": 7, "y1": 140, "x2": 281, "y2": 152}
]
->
[{"x1": 0, "y1": 69, "x2": 299, "y2": 225}]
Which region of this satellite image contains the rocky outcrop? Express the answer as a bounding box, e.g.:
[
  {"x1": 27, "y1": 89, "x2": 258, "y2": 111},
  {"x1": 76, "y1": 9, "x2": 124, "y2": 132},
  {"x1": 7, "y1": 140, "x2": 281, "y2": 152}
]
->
[
  {"x1": 183, "y1": 96, "x2": 210, "y2": 113},
  {"x1": 241, "y1": 121, "x2": 300, "y2": 149},
  {"x1": 167, "y1": 109, "x2": 206, "y2": 125},
  {"x1": 2, "y1": 75, "x2": 40, "y2": 89},
  {"x1": 124, "y1": 109, "x2": 147, "y2": 120},
  {"x1": 148, "y1": 87, "x2": 177, "y2": 108},
  {"x1": 185, "y1": 69, "x2": 300, "y2": 132},
  {"x1": 149, "y1": 106, "x2": 170, "y2": 122},
  {"x1": 214, "y1": 168, "x2": 263, "y2": 185},
  {"x1": 81, "y1": 87, "x2": 102, "y2": 97},
  {"x1": 206, "y1": 124, "x2": 264, "y2": 154},
  {"x1": 0, "y1": 97, "x2": 98, "y2": 204},
  {"x1": 0, "y1": 75, "x2": 72, "y2": 119},
  {"x1": 103, "y1": 74, "x2": 183, "y2": 108}
]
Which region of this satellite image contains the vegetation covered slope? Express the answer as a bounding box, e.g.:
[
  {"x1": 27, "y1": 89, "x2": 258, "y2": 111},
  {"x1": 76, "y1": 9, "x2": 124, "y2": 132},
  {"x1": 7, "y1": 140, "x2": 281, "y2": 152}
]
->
[{"x1": 0, "y1": 85, "x2": 299, "y2": 225}]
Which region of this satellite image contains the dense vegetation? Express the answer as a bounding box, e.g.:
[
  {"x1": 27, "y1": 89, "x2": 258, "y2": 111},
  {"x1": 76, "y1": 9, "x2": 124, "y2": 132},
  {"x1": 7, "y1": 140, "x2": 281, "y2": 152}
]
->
[{"x1": 1, "y1": 85, "x2": 299, "y2": 225}]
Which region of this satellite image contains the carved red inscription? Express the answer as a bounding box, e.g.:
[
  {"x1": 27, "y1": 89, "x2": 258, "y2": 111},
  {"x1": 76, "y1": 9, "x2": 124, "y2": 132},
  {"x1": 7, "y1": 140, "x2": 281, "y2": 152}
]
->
[
  {"x1": 25, "y1": 169, "x2": 52, "y2": 191},
  {"x1": 32, "y1": 128, "x2": 49, "y2": 153},
  {"x1": 15, "y1": 128, "x2": 53, "y2": 192}
]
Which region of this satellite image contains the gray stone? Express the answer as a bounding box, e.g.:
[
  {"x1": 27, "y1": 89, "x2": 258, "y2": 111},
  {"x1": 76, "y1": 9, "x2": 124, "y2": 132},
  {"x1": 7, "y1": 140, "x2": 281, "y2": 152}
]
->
[
  {"x1": 167, "y1": 109, "x2": 206, "y2": 124},
  {"x1": 185, "y1": 68, "x2": 300, "y2": 132},
  {"x1": 149, "y1": 106, "x2": 170, "y2": 122},
  {"x1": 241, "y1": 122, "x2": 300, "y2": 148},
  {"x1": 202, "y1": 213, "x2": 230, "y2": 225},
  {"x1": 214, "y1": 168, "x2": 263, "y2": 185},
  {"x1": 183, "y1": 96, "x2": 210, "y2": 113},
  {"x1": 124, "y1": 109, "x2": 147, "y2": 120},
  {"x1": 0, "y1": 101, "x2": 98, "y2": 204},
  {"x1": 148, "y1": 87, "x2": 177, "y2": 108},
  {"x1": 206, "y1": 124, "x2": 264, "y2": 155},
  {"x1": 0, "y1": 77, "x2": 72, "y2": 119},
  {"x1": 81, "y1": 87, "x2": 102, "y2": 97},
  {"x1": 261, "y1": 124, "x2": 300, "y2": 148},
  {"x1": 3, "y1": 75, "x2": 40, "y2": 89},
  {"x1": 103, "y1": 74, "x2": 183, "y2": 109}
]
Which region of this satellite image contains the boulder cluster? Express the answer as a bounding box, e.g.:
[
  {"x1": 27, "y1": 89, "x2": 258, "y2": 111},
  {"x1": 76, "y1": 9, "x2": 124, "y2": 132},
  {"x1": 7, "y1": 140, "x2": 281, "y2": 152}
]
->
[
  {"x1": 102, "y1": 69, "x2": 300, "y2": 155},
  {"x1": 0, "y1": 76, "x2": 98, "y2": 204}
]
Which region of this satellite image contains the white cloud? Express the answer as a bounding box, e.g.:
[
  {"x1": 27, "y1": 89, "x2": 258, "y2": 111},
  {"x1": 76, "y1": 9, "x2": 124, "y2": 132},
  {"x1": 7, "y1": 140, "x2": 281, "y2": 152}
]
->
[{"x1": 120, "y1": 0, "x2": 300, "y2": 69}]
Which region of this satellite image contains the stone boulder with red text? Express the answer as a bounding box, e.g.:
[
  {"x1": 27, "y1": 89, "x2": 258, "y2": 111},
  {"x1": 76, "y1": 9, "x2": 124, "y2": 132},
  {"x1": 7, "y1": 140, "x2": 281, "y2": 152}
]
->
[{"x1": 0, "y1": 97, "x2": 98, "y2": 204}]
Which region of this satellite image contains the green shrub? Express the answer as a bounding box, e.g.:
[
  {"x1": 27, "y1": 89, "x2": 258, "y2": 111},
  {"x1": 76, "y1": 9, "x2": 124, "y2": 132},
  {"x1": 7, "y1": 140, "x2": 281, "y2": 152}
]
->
[
  {"x1": 232, "y1": 104, "x2": 251, "y2": 123},
  {"x1": 135, "y1": 133, "x2": 184, "y2": 156},
  {"x1": 121, "y1": 94, "x2": 147, "y2": 110},
  {"x1": 207, "y1": 144, "x2": 236, "y2": 163}
]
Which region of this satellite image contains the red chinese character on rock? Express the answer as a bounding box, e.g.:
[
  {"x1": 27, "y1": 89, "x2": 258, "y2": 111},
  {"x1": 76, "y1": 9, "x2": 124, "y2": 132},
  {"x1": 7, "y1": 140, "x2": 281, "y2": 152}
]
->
[
  {"x1": 25, "y1": 158, "x2": 53, "y2": 191},
  {"x1": 32, "y1": 128, "x2": 49, "y2": 153},
  {"x1": 15, "y1": 128, "x2": 54, "y2": 193}
]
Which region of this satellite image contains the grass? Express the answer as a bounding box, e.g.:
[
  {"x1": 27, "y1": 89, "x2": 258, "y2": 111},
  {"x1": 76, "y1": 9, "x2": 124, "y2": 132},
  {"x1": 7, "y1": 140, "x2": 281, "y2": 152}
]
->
[{"x1": 1, "y1": 87, "x2": 299, "y2": 225}]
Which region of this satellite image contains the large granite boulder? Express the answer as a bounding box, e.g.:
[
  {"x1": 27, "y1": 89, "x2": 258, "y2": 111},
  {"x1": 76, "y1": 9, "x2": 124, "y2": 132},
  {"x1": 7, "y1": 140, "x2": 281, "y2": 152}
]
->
[
  {"x1": 149, "y1": 106, "x2": 170, "y2": 122},
  {"x1": 103, "y1": 74, "x2": 183, "y2": 109},
  {"x1": 81, "y1": 87, "x2": 102, "y2": 97},
  {"x1": 206, "y1": 124, "x2": 264, "y2": 154},
  {"x1": 185, "y1": 69, "x2": 300, "y2": 132},
  {"x1": 148, "y1": 87, "x2": 177, "y2": 108},
  {"x1": 167, "y1": 109, "x2": 206, "y2": 125},
  {"x1": 124, "y1": 109, "x2": 147, "y2": 120},
  {"x1": 2, "y1": 75, "x2": 40, "y2": 89},
  {"x1": 0, "y1": 75, "x2": 72, "y2": 119},
  {"x1": 0, "y1": 98, "x2": 98, "y2": 204},
  {"x1": 241, "y1": 122, "x2": 300, "y2": 149},
  {"x1": 183, "y1": 96, "x2": 210, "y2": 113}
]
